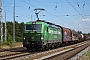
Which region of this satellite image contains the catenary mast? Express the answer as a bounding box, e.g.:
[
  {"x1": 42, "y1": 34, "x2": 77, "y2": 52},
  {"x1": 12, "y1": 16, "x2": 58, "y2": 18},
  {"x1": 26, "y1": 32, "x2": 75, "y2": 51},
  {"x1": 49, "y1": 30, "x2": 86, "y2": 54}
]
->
[
  {"x1": 13, "y1": 0, "x2": 15, "y2": 43},
  {"x1": 0, "y1": 0, "x2": 3, "y2": 44},
  {"x1": 5, "y1": 12, "x2": 7, "y2": 41}
]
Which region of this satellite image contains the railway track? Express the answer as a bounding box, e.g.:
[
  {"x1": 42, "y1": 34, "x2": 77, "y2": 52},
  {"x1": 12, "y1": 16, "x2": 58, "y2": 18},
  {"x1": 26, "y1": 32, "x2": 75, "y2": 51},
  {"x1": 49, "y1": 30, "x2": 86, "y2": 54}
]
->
[
  {"x1": 0, "y1": 47, "x2": 29, "y2": 60},
  {"x1": 0, "y1": 40, "x2": 90, "y2": 60},
  {"x1": 36, "y1": 40, "x2": 90, "y2": 60},
  {"x1": 0, "y1": 52, "x2": 31, "y2": 60},
  {"x1": 0, "y1": 47, "x2": 25, "y2": 52},
  {"x1": 0, "y1": 47, "x2": 40, "y2": 60}
]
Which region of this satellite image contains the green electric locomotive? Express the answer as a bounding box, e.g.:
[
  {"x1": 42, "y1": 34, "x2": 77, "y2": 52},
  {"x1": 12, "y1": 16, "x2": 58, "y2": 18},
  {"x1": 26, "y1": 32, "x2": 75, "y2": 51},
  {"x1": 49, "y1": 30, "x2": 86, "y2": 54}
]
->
[{"x1": 23, "y1": 20, "x2": 62, "y2": 50}]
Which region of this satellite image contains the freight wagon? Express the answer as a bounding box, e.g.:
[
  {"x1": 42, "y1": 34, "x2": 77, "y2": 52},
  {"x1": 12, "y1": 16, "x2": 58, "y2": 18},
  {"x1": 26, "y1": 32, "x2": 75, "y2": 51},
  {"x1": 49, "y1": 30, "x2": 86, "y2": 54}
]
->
[
  {"x1": 71, "y1": 30, "x2": 79, "y2": 42},
  {"x1": 61, "y1": 27, "x2": 72, "y2": 44}
]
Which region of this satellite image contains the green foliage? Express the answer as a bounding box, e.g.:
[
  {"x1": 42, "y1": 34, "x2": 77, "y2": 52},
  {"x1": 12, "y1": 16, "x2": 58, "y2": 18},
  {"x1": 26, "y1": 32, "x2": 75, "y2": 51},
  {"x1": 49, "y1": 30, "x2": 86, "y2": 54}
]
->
[
  {"x1": 3, "y1": 21, "x2": 24, "y2": 42},
  {"x1": 15, "y1": 36, "x2": 23, "y2": 42},
  {"x1": 7, "y1": 37, "x2": 13, "y2": 47},
  {"x1": 77, "y1": 50, "x2": 90, "y2": 60},
  {"x1": 77, "y1": 30, "x2": 82, "y2": 34},
  {"x1": 2, "y1": 40, "x2": 14, "y2": 47},
  {"x1": 15, "y1": 21, "x2": 24, "y2": 42},
  {"x1": 2, "y1": 30, "x2": 14, "y2": 47},
  {"x1": 0, "y1": 21, "x2": 24, "y2": 47},
  {"x1": 86, "y1": 51, "x2": 90, "y2": 58}
]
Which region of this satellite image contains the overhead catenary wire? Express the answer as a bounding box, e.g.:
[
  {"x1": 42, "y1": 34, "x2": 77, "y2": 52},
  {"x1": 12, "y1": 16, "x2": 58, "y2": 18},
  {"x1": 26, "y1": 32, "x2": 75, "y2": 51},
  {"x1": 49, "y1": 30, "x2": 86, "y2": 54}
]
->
[
  {"x1": 2, "y1": 0, "x2": 35, "y2": 20},
  {"x1": 66, "y1": 0, "x2": 85, "y2": 19},
  {"x1": 33, "y1": 0, "x2": 79, "y2": 29},
  {"x1": 73, "y1": 0, "x2": 87, "y2": 18},
  {"x1": 34, "y1": 0, "x2": 90, "y2": 33},
  {"x1": 28, "y1": 0, "x2": 30, "y2": 10},
  {"x1": 72, "y1": 0, "x2": 88, "y2": 28},
  {"x1": 16, "y1": 0, "x2": 81, "y2": 31},
  {"x1": 2, "y1": 9, "x2": 31, "y2": 19},
  {"x1": 67, "y1": 0, "x2": 90, "y2": 33},
  {"x1": 33, "y1": 1, "x2": 71, "y2": 22},
  {"x1": 83, "y1": 1, "x2": 85, "y2": 8},
  {"x1": 2, "y1": 0, "x2": 90, "y2": 33},
  {"x1": 2, "y1": 1, "x2": 31, "y2": 11},
  {"x1": 20, "y1": 0, "x2": 36, "y2": 7}
]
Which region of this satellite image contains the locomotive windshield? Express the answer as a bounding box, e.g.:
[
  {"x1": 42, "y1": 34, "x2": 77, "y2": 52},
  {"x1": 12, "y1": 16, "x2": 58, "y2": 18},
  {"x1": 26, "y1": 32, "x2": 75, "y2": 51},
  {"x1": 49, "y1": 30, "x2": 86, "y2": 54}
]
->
[{"x1": 26, "y1": 24, "x2": 42, "y2": 31}]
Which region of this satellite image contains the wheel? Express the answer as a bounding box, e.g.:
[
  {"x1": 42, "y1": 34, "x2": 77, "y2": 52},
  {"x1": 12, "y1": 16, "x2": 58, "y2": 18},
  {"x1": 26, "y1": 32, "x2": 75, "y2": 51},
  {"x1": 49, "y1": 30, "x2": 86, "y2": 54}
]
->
[
  {"x1": 41, "y1": 45, "x2": 45, "y2": 51},
  {"x1": 45, "y1": 44, "x2": 49, "y2": 50}
]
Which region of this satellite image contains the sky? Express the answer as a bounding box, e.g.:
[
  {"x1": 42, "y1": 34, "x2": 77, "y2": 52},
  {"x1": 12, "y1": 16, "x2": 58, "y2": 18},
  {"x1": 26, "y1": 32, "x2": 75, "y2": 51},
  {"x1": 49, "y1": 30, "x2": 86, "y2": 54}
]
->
[{"x1": 2, "y1": 0, "x2": 90, "y2": 33}]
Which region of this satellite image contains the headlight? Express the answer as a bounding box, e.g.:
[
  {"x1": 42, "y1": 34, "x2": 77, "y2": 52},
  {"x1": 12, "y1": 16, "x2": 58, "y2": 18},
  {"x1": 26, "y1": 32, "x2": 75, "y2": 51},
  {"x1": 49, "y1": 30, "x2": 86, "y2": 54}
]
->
[
  {"x1": 41, "y1": 37, "x2": 44, "y2": 40},
  {"x1": 23, "y1": 37, "x2": 25, "y2": 40}
]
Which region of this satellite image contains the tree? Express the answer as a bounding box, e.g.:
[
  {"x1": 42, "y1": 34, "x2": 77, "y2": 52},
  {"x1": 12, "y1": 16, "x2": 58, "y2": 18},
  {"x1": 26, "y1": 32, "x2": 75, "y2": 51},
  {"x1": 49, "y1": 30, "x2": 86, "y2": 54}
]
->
[
  {"x1": 3, "y1": 21, "x2": 24, "y2": 42},
  {"x1": 77, "y1": 30, "x2": 82, "y2": 34}
]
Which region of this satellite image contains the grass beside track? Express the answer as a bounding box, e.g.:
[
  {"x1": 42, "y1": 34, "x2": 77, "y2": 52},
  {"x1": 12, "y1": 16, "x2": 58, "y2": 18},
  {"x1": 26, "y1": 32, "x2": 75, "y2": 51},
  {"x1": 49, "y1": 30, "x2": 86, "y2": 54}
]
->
[
  {"x1": 77, "y1": 49, "x2": 90, "y2": 60},
  {"x1": 0, "y1": 42, "x2": 23, "y2": 49}
]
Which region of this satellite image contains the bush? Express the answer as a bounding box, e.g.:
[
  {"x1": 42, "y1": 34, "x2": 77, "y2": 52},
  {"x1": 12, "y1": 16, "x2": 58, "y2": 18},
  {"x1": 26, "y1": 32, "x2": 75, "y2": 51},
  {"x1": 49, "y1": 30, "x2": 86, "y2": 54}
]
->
[
  {"x1": 0, "y1": 39, "x2": 14, "y2": 48},
  {"x1": 15, "y1": 36, "x2": 23, "y2": 42}
]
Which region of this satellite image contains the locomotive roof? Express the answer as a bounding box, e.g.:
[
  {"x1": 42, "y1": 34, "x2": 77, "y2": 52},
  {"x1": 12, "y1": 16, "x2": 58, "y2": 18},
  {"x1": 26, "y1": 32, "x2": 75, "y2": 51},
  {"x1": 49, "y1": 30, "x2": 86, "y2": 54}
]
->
[
  {"x1": 26, "y1": 20, "x2": 70, "y2": 30},
  {"x1": 36, "y1": 20, "x2": 61, "y2": 27},
  {"x1": 36, "y1": 20, "x2": 71, "y2": 30}
]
